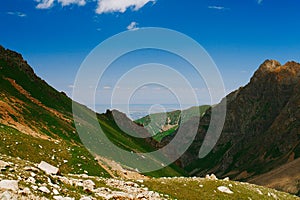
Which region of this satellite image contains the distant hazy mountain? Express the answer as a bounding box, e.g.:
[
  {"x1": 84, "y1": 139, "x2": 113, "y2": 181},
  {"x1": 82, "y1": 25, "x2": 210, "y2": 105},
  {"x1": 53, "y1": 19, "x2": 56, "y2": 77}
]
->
[{"x1": 135, "y1": 105, "x2": 210, "y2": 141}]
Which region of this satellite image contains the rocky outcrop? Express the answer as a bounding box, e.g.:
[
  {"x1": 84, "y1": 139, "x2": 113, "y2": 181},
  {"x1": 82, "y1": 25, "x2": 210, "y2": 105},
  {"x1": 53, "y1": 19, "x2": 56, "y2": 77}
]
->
[{"x1": 163, "y1": 60, "x2": 300, "y2": 195}]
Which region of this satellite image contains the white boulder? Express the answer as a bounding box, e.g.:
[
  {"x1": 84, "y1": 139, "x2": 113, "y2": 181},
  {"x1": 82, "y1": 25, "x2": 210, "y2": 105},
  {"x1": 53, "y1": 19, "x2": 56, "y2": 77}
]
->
[
  {"x1": 0, "y1": 180, "x2": 19, "y2": 192},
  {"x1": 38, "y1": 161, "x2": 59, "y2": 175}
]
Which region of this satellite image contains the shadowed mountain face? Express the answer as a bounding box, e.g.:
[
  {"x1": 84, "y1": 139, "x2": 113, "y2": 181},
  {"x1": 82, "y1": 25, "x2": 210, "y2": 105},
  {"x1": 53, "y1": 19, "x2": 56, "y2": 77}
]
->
[{"x1": 168, "y1": 60, "x2": 300, "y2": 194}]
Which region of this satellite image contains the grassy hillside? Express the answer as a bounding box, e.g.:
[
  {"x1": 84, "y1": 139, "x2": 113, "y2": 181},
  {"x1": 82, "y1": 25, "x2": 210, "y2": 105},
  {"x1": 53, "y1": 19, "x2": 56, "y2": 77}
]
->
[{"x1": 0, "y1": 45, "x2": 184, "y2": 178}]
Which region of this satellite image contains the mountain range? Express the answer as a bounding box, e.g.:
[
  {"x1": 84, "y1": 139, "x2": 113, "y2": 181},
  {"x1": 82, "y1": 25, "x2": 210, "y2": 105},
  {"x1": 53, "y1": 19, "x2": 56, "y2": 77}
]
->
[{"x1": 0, "y1": 45, "x2": 299, "y2": 199}]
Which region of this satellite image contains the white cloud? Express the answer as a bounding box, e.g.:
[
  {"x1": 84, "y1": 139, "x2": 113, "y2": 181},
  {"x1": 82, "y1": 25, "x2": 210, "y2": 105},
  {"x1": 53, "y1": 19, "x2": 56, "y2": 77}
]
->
[
  {"x1": 103, "y1": 86, "x2": 112, "y2": 90},
  {"x1": 96, "y1": 0, "x2": 155, "y2": 14},
  {"x1": 36, "y1": 0, "x2": 55, "y2": 9},
  {"x1": 208, "y1": 6, "x2": 227, "y2": 10},
  {"x1": 127, "y1": 21, "x2": 139, "y2": 30},
  {"x1": 7, "y1": 12, "x2": 27, "y2": 17},
  {"x1": 257, "y1": 0, "x2": 263, "y2": 4},
  {"x1": 58, "y1": 0, "x2": 86, "y2": 6},
  {"x1": 36, "y1": 0, "x2": 86, "y2": 9}
]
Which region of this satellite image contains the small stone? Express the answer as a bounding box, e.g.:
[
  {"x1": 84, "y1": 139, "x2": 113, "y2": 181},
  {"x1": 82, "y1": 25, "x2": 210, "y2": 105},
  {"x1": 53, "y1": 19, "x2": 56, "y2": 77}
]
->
[
  {"x1": 31, "y1": 185, "x2": 38, "y2": 190},
  {"x1": 26, "y1": 177, "x2": 36, "y2": 184},
  {"x1": 53, "y1": 196, "x2": 75, "y2": 200},
  {"x1": 256, "y1": 189, "x2": 263, "y2": 195},
  {"x1": 0, "y1": 191, "x2": 16, "y2": 200},
  {"x1": 19, "y1": 187, "x2": 31, "y2": 195},
  {"x1": 24, "y1": 166, "x2": 39, "y2": 172},
  {"x1": 210, "y1": 174, "x2": 218, "y2": 180},
  {"x1": 38, "y1": 186, "x2": 50, "y2": 194},
  {"x1": 83, "y1": 180, "x2": 95, "y2": 192},
  {"x1": 217, "y1": 186, "x2": 234, "y2": 194},
  {"x1": 0, "y1": 160, "x2": 10, "y2": 169},
  {"x1": 53, "y1": 188, "x2": 60, "y2": 195},
  {"x1": 30, "y1": 172, "x2": 36, "y2": 177},
  {"x1": 80, "y1": 197, "x2": 92, "y2": 200}
]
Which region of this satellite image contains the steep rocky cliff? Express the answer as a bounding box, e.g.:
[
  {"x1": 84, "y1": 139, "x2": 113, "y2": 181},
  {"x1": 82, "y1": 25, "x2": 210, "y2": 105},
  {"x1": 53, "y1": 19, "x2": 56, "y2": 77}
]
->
[{"x1": 167, "y1": 60, "x2": 300, "y2": 194}]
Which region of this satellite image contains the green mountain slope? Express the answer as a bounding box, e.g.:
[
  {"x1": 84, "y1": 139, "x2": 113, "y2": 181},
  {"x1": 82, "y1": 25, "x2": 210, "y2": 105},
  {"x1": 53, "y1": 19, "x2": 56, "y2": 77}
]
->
[{"x1": 0, "y1": 45, "x2": 183, "y2": 178}]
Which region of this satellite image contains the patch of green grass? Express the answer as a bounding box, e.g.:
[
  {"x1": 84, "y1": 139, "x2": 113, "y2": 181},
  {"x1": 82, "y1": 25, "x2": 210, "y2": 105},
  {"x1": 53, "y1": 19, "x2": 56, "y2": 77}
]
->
[
  {"x1": 0, "y1": 124, "x2": 110, "y2": 177},
  {"x1": 143, "y1": 178, "x2": 299, "y2": 200}
]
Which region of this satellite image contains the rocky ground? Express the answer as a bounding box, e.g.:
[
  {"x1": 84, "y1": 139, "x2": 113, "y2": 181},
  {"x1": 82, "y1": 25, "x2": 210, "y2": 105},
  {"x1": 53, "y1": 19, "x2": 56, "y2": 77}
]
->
[
  {"x1": 1, "y1": 153, "x2": 299, "y2": 200},
  {"x1": 0, "y1": 154, "x2": 164, "y2": 200}
]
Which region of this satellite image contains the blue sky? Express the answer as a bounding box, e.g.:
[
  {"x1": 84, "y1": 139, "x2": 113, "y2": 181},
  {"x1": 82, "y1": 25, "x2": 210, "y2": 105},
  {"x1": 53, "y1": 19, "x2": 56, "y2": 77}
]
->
[{"x1": 1, "y1": 0, "x2": 300, "y2": 107}]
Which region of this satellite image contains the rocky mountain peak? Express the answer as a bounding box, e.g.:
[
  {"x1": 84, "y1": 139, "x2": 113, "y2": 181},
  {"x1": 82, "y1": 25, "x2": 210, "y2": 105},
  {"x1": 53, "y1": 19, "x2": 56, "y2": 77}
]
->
[
  {"x1": 251, "y1": 60, "x2": 300, "y2": 85},
  {"x1": 175, "y1": 59, "x2": 300, "y2": 195},
  {"x1": 258, "y1": 59, "x2": 282, "y2": 72},
  {"x1": 0, "y1": 45, "x2": 36, "y2": 79}
]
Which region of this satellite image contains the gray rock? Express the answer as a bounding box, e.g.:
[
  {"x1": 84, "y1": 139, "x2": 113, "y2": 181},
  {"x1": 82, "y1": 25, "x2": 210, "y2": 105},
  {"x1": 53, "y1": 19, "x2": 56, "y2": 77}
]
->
[
  {"x1": 80, "y1": 197, "x2": 92, "y2": 200},
  {"x1": 18, "y1": 187, "x2": 31, "y2": 196},
  {"x1": 38, "y1": 186, "x2": 50, "y2": 194},
  {"x1": 205, "y1": 174, "x2": 218, "y2": 180},
  {"x1": 0, "y1": 180, "x2": 19, "y2": 192},
  {"x1": 0, "y1": 191, "x2": 17, "y2": 200},
  {"x1": 53, "y1": 196, "x2": 75, "y2": 200},
  {"x1": 38, "y1": 161, "x2": 59, "y2": 175},
  {"x1": 217, "y1": 186, "x2": 233, "y2": 194},
  {"x1": 53, "y1": 189, "x2": 59, "y2": 195},
  {"x1": 24, "y1": 166, "x2": 39, "y2": 172},
  {"x1": 0, "y1": 160, "x2": 9, "y2": 170},
  {"x1": 83, "y1": 180, "x2": 95, "y2": 192}
]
